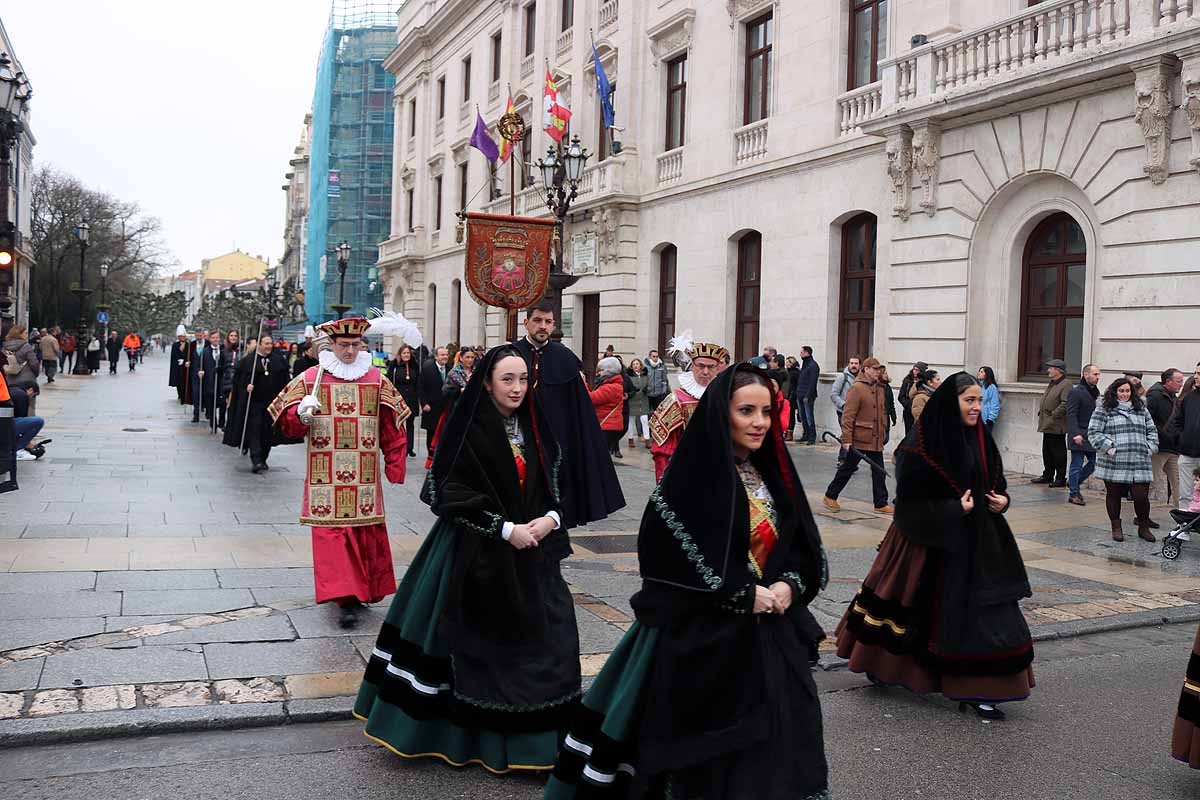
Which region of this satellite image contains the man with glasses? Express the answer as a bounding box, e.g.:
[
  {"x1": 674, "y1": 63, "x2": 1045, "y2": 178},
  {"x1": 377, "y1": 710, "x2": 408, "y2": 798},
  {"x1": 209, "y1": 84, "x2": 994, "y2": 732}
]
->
[{"x1": 648, "y1": 333, "x2": 730, "y2": 482}]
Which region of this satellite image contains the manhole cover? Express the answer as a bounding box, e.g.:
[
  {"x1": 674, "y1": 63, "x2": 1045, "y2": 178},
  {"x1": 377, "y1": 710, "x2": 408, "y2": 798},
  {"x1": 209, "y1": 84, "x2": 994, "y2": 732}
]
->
[
  {"x1": 122, "y1": 428, "x2": 148, "y2": 432},
  {"x1": 571, "y1": 534, "x2": 638, "y2": 554}
]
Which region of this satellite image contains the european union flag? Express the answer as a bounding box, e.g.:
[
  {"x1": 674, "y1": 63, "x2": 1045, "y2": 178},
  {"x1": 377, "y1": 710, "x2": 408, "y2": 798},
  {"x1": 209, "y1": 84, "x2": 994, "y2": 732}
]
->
[{"x1": 593, "y1": 44, "x2": 614, "y2": 129}]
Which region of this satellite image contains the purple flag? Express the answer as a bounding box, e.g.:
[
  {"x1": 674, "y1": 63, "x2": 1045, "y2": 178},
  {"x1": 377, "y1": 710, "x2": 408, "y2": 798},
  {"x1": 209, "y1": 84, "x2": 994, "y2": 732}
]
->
[{"x1": 469, "y1": 111, "x2": 500, "y2": 163}]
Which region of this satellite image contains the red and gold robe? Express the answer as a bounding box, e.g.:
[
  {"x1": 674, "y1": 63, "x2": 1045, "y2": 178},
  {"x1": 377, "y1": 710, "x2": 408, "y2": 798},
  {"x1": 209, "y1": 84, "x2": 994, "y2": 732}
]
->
[
  {"x1": 269, "y1": 366, "x2": 410, "y2": 604},
  {"x1": 648, "y1": 387, "x2": 701, "y2": 482}
]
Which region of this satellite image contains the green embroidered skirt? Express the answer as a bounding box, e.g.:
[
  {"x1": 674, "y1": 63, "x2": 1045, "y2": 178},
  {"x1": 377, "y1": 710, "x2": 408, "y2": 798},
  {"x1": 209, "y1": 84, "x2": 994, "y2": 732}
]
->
[{"x1": 355, "y1": 519, "x2": 580, "y2": 774}]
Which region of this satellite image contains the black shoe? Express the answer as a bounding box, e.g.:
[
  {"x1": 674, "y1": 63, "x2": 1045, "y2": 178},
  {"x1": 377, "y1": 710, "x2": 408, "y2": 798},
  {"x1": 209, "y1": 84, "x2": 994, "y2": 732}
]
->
[
  {"x1": 959, "y1": 702, "x2": 1005, "y2": 720},
  {"x1": 1049, "y1": 480, "x2": 1067, "y2": 488},
  {"x1": 407, "y1": 450, "x2": 416, "y2": 457},
  {"x1": 612, "y1": 451, "x2": 623, "y2": 459},
  {"x1": 1030, "y1": 476, "x2": 1052, "y2": 485},
  {"x1": 1146, "y1": 518, "x2": 1160, "y2": 529},
  {"x1": 191, "y1": 417, "x2": 200, "y2": 423},
  {"x1": 261, "y1": 462, "x2": 270, "y2": 471},
  {"x1": 338, "y1": 602, "x2": 364, "y2": 629},
  {"x1": 251, "y1": 462, "x2": 267, "y2": 474}
]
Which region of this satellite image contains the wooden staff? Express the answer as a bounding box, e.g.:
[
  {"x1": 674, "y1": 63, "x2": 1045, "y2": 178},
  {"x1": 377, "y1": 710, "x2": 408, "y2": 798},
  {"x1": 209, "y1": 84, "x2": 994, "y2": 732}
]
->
[{"x1": 238, "y1": 318, "x2": 267, "y2": 453}]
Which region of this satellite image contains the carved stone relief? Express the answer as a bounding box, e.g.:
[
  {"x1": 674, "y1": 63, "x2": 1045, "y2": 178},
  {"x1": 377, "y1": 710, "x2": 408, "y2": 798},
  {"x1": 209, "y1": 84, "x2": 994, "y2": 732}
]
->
[
  {"x1": 1134, "y1": 66, "x2": 1174, "y2": 185},
  {"x1": 885, "y1": 128, "x2": 913, "y2": 222},
  {"x1": 648, "y1": 10, "x2": 696, "y2": 62},
  {"x1": 1184, "y1": 78, "x2": 1200, "y2": 176},
  {"x1": 911, "y1": 124, "x2": 941, "y2": 217},
  {"x1": 725, "y1": 0, "x2": 779, "y2": 28},
  {"x1": 591, "y1": 207, "x2": 619, "y2": 263}
]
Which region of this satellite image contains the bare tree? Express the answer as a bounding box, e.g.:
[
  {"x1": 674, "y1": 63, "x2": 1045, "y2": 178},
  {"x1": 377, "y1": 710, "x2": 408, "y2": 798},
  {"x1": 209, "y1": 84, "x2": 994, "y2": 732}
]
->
[{"x1": 29, "y1": 165, "x2": 178, "y2": 327}]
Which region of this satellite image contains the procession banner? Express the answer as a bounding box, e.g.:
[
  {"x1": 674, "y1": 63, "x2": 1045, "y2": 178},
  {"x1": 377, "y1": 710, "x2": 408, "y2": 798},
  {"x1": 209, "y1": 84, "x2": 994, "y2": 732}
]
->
[{"x1": 463, "y1": 212, "x2": 555, "y2": 310}]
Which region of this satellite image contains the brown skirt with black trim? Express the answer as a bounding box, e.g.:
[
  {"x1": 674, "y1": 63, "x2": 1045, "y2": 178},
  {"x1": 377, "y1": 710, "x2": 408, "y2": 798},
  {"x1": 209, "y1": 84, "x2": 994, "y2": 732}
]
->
[
  {"x1": 835, "y1": 525, "x2": 1034, "y2": 703},
  {"x1": 1172, "y1": 624, "x2": 1200, "y2": 768}
]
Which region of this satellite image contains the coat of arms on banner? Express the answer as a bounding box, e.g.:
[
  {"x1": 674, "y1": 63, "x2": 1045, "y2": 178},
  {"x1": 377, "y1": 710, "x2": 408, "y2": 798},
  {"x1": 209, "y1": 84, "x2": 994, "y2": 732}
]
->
[{"x1": 464, "y1": 212, "x2": 555, "y2": 310}]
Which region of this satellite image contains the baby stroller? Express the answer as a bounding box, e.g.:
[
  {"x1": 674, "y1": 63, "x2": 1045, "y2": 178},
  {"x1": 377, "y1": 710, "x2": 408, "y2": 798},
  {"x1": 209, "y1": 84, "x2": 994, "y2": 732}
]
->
[{"x1": 1161, "y1": 509, "x2": 1200, "y2": 560}]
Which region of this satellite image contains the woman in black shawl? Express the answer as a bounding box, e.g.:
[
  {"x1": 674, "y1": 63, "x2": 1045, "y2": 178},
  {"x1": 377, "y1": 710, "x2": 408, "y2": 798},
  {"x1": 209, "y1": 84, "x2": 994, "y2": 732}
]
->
[
  {"x1": 354, "y1": 344, "x2": 579, "y2": 774},
  {"x1": 836, "y1": 372, "x2": 1034, "y2": 720},
  {"x1": 546, "y1": 364, "x2": 830, "y2": 800}
]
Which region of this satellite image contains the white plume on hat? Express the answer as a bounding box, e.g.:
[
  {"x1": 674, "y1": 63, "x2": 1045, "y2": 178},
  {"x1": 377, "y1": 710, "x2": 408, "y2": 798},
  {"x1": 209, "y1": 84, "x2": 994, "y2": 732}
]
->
[
  {"x1": 175, "y1": 324, "x2": 187, "y2": 337},
  {"x1": 667, "y1": 329, "x2": 694, "y2": 370},
  {"x1": 365, "y1": 308, "x2": 423, "y2": 349},
  {"x1": 304, "y1": 325, "x2": 316, "y2": 339}
]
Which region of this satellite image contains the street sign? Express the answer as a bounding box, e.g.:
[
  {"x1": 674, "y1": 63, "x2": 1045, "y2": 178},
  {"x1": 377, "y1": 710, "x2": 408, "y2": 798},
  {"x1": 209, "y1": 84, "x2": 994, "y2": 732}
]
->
[{"x1": 97, "y1": 311, "x2": 109, "y2": 324}]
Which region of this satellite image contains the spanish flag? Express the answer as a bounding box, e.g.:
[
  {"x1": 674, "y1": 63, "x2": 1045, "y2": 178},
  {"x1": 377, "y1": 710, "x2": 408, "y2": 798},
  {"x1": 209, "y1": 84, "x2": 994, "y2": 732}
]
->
[
  {"x1": 543, "y1": 71, "x2": 572, "y2": 144},
  {"x1": 498, "y1": 95, "x2": 516, "y2": 163}
]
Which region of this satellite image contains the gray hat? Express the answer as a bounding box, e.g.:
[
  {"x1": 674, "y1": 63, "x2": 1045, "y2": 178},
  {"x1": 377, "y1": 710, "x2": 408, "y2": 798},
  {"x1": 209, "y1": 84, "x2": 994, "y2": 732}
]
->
[{"x1": 1043, "y1": 359, "x2": 1067, "y2": 370}]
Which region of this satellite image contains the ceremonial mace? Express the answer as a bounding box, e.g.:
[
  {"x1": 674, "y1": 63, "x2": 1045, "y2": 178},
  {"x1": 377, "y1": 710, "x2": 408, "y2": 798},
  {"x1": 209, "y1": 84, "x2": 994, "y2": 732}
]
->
[
  {"x1": 498, "y1": 109, "x2": 526, "y2": 342},
  {"x1": 298, "y1": 331, "x2": 331, "y2": 426}
]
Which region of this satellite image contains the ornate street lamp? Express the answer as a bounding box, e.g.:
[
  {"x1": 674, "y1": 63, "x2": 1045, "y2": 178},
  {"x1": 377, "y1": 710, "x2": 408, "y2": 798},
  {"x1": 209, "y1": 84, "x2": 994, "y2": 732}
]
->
[
  {"x1": 330, "y1": 240, "x2": 352, "y2": 319},
  {"x1": 96, "y1": 262, "x2": 110, "y2": 341},
  {"x1": 0, "y1": 53, "x2": 31, "y2": 339},
  {"x1": 71, "y1": 220, "x2": 93, "y2": 375},
  {"x1": 536, "y1": 134, "x2": 590, "y2": 341}
]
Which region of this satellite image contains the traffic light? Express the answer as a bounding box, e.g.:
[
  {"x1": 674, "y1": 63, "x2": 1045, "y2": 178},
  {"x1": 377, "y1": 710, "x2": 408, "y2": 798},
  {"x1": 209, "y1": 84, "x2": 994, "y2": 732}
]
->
[{"x1": 0, "y1": 224, "x2": 13, "y2": 270}]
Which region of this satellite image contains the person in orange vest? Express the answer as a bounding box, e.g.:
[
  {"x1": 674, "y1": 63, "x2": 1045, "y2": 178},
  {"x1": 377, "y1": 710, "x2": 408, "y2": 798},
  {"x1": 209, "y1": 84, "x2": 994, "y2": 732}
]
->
[
  {"x1": 121, "y1": 331, "x2": 142, "y2": 372},
  {"x1": 0, "y1": 370, "x2": 14, "y2": 493}
]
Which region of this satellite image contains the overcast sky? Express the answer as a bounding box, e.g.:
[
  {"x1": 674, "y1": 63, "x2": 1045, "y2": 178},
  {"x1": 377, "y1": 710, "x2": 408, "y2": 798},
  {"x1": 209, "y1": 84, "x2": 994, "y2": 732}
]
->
[{"x1": 3, "y1": 0, "x2": 342, "y2": 275}]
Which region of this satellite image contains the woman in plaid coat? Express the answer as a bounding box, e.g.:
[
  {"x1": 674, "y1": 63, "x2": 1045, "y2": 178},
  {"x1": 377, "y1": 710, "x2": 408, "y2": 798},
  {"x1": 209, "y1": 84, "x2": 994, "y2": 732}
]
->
[{"x1": 1088, "y1": 376, "x2": 1159, "y2": 543}]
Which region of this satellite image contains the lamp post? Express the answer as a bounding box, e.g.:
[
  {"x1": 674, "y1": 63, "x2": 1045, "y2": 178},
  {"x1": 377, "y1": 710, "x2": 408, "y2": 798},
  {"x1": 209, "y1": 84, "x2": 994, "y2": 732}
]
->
[
  {"x1": 536, "y1": 134, "x2": 589, "y2": 341},
  {"x1": 330, "y1": 240, "x2": 352, "y2": 319},
  {"x1": 70, "y1": 220, "x2": 92, "y2": 375},
  {"x1": 96, "y1": 262, "x2": 110, "y2": 343},
  {"x1": 0, "y1": 52, "x2": 32, "y2": 340}
]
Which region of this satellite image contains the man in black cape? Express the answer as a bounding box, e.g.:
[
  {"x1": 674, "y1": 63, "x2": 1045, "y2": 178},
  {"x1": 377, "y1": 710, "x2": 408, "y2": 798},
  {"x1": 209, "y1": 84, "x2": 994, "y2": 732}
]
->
[
  {"x1": 512, "y1": 301, "x2": 624, "y2": 528},
  {"x1": 223, "y1": 332, "x2": 290, "y2": 473},
  {"x1": 418, "y1": 345, "x2": 450, "y2": 459},
  {"x1": 168, "y1": 326, "x2": 191, "y2": 405}
]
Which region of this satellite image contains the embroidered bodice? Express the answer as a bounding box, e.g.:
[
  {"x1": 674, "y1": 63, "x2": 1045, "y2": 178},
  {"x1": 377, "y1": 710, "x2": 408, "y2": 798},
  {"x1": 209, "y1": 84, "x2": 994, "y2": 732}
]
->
[
  {"x1": 504, "y1": 414, "x2": 527, "y2": 487},
  {"x1": 737, "y1": 459, "x2": 778, "y2": 577}
]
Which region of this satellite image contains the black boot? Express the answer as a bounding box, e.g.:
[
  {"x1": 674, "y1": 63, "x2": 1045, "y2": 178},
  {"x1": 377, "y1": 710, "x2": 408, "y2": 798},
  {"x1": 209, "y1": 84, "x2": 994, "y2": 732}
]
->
[{"x1": 338, "y1": 602, "x2": 364, "y2": 629}]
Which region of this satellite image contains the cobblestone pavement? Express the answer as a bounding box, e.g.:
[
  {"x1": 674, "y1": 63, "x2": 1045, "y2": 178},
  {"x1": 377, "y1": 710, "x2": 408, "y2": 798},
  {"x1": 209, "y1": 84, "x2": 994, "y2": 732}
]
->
[{"x1": 3, "y1": 354, "x2": 1200, "y2": 740}]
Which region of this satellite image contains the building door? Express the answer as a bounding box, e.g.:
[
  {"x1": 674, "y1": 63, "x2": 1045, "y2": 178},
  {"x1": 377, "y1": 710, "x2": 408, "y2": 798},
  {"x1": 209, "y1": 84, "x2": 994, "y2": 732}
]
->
[
  {"x1": 581, "y1": 294, "x2": 600, "y2": 381},
  {"x1": 1019, "y1": 212, "x2": 1086, "y2": 377},
  {"x1": 735, "y1": 232, "x2": 762, "y2": 362}
]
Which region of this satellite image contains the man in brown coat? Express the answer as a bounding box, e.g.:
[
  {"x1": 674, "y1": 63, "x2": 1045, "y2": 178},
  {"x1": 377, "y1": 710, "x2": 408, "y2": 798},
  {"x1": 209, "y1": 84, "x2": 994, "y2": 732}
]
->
[
  {"x1": 1032, "y1": 358, "x2": 1071, "y2": 487},
  {"x1": 38, "y1": 329, "x2": 61, "y2": 384},
  {"x1": 823, "y1": 357, "x2": 892, "y2": 513}
]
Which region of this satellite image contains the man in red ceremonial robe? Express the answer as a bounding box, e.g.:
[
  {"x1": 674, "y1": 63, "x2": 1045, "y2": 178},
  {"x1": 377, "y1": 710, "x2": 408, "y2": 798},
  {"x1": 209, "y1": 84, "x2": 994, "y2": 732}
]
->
[
  {"x1": 648, "y1": 333, "x2": 729, "y2": 482},
  {"x1": 268, "y1": 316, "x2": 412, "y2": 628}
]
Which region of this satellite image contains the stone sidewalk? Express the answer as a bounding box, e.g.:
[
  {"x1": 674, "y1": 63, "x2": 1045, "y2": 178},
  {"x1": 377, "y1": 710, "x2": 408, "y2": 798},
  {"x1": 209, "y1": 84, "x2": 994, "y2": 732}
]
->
[{"x1": 2, "y1": 355, "x2": 1199, "y2": 744}]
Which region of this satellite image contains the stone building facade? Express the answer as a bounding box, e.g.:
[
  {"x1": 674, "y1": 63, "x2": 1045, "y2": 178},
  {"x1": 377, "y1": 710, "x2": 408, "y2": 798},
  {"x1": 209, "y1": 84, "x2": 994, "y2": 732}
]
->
[{"x1": 377, "y1": 0, "x2": 1200, "y2": 471}]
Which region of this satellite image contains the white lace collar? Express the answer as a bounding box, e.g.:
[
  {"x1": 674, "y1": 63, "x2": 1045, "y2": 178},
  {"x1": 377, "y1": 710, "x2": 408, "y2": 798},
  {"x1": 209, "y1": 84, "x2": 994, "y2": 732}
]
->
[
  {"x1": 678, "y1": 371, "x2": 706, "y2": 400},
  {"x1": 319, "y1": 349, "x2": 373, "y2": 381}
]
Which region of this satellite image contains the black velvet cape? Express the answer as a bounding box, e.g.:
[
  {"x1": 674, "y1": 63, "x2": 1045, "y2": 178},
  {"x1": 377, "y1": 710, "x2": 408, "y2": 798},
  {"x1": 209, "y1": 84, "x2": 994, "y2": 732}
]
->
[
  {"x1": 512, "y1": 337, "x2": 625, "y2": 528},
  {"x1": 419, "y1": 345, "x2": 579, "y2": 727},
  {"x1": 630, "y1": 364, "x2": 828, "y2": 772},
  {"x1": 222, "y1": 350, "x2": 290, "y2": 452},
  {"x1": 894, "y1": 373, "x2": 1033, "y2": 674}
]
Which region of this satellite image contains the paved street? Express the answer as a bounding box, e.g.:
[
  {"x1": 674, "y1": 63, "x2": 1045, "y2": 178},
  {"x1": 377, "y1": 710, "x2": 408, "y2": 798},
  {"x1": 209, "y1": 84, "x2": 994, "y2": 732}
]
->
[
  {"x1": 1, "y1": 354, "x2": 1200, "y2": 797},
  {"x1": 2, "y1": 625, "x2": 1197, "y2": 799}
]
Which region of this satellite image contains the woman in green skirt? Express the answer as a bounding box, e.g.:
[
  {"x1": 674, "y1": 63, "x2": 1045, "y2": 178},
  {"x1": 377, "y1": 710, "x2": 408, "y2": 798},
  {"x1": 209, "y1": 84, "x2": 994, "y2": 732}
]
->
[
  {"x1": 546, "y1": 364, "x2": 831, "y2": 799},
  {"x1": 354, "y1": 344, "x2": 580, "y2": 773}
]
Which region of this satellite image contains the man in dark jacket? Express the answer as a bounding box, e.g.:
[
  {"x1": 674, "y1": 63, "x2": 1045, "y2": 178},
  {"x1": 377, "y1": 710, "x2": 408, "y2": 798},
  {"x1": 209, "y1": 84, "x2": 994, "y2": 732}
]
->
[
  {"x1": 1065, "y1": 364, "x2": 1100, "y2": 506},
  {"x1": 105, "y1": 332, "x2": 122, "y2": 374},
  {"x1": 1032, "y1": 359, "x2": 1071, "y2": 487},
  {"x1": 1170, "y1": 385, "x2": 1200, "y2": 513},
  {"x1": 1147, "y1": 368, "x2": 1184, "y2": 505},
  {"x1": 795, "y1": 346, "x2": 821, "y2": 445},
  {"x1": 418, "y1": 346, "x2": 449, "y2": 458}
]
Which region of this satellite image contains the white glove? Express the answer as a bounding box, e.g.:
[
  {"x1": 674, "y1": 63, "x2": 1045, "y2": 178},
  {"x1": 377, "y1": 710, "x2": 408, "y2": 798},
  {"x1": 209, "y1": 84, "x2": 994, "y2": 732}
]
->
[{"x1": 297, "y1": 394, "x2": 321, "y2": 420}]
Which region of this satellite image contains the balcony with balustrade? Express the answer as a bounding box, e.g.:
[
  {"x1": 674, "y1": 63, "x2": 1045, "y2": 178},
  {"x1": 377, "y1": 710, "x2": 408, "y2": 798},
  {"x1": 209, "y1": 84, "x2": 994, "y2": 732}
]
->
[
  {"x1": 377, "y1": 232, "x2": 421, "y2": 266},
  {"x1": 853, "y1": 0, "x2": 1200, "y2": 135}
]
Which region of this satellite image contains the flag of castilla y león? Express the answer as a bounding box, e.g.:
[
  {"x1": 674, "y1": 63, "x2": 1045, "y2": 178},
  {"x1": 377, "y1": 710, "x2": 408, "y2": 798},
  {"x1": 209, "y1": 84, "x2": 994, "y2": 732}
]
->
[{"x1": 542, "y1": 71, "x2": 572, "y2": 144}]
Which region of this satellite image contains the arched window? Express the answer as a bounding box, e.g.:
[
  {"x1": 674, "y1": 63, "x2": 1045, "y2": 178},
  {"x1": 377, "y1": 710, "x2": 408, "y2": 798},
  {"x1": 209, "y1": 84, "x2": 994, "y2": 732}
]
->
[
  {"x1": 1020, "y1": 212, "x2": 1086, "y2": 377},
  {"x1": 657, "y1": 245, "x2": 677, "y2": 357},
  {"x1": 838, "y1": 213, "x2": 877, "y2": 368},
  {"x1": 735, "y1": 231, "x2": 762, "y2": 362},
  {"x1": 427, "y1": 283, "x2": 438, "y2": 346},
  {"x1": 451, "y1": 278, "x2": 462, "y2": 345}
]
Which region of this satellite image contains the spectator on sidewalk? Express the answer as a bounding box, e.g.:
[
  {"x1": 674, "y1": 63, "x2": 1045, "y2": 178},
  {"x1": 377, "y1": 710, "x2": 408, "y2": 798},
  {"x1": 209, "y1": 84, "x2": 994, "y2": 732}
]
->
[
  {"x1": 977, "y1": 366, "x2": 1001, "y2": 433},
  {"x1": 879, "y1": 365, "x2": 897, "y2": 445},
  {"x1": 1066, "y1": 364, "x2": 1101, "y2": 506},
  {"x1": 899, "y1": 362, "x2": 927, "y2": 437},
  {"x1": 1147, "y1": 368, "x2": 1183, "y2": 506},
  {"x1": 1088, "y1": 376, "x2": 1158, "y2": 542},
  {"x1": 645, "y1": 349, "x2": 670, "y2": 413},
  {"x1": 1170, "y1": 376, "x2": 1200, "y2": 512},
  {"x1": 909, "y1": 369, "x2": 940, "y2": 423},
  {"x1": 85, "y1": 332, "x2": 102, "y2": 373},
  {"x1": 105, "y1": 331, "x2": 122, "y2": 374},
  {"x1": 785, "y1": 355, "x2": 801, "y2": 441},
  {"x1": 589, "y1": 357, "x2": 626, "y2": 459},
  {"x1": 122, "y1": 330, "x2": 142, "y2": 371},
  {"x1": 3, "y1": 326, "x2": 40, "y2": 413},
  {"x1": 824, "y1": 356, "x2": 892, "y2": 514},
  {"x1": 625, "y1": 358, "x2": 650, "y2": 450},
  {"x1": 1032, "y1": 359, "x2": 1071, "y2": 488},
  {"x1": 39, "y1": 328, "x2": 60, "y2": 384},
  {"x1": 57, "y1": 331, "x2": 74, "y2": 374},
  {"x1": 831, "y1": 355, "x2": 861, "y2": 463},
  {"x1": 796, "y1": 346, "x2": 820, "y2": 445}
]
